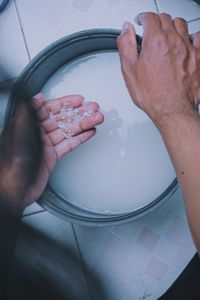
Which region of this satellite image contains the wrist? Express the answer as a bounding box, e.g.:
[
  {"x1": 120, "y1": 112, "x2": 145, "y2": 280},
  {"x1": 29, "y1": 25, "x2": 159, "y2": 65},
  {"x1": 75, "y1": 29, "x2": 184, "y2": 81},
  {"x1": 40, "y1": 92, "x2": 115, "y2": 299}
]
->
[{"x1": 152, "y1": 106, "x2": 199, "y2": 132}]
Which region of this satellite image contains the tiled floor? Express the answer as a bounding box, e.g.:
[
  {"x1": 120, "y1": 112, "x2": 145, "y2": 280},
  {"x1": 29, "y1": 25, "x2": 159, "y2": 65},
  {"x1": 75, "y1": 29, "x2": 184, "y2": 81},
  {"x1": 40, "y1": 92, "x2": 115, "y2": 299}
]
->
[
  {"x1": 0, "y1": 1, "x2": 200, "y2": 299},
  {"x1": 73, "y1": 190, "x2": 195, "y2": 300},
  {"x1": 0, "y1": 0, "x2": 29, "y2": 81},
  {"x1": 15, "y1": 0, "x2": 158, "y2": 58},
  {"x1": 155, "y1": 0, "x2": 200, "y2": 21}
]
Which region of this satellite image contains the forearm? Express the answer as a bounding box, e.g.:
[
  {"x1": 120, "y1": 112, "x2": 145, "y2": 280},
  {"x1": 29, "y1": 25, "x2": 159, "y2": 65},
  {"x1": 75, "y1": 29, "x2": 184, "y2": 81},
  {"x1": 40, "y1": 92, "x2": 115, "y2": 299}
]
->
[
  {"x1": 158, "y1": 110, "x2": 200, "y2": 251},
  {"x1": 117, "y1": 12, "x2": 200, "y2": 249}
]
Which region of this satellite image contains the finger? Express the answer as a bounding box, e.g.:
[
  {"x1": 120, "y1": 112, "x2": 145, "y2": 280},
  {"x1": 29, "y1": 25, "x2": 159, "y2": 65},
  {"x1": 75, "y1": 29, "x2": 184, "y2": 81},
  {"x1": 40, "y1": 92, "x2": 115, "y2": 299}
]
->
[
  {"x1": 192, "y1": 31, "x2": 200, "y2": 49},
  {"x1": 174, "y1": 18, "x2": 190, "y2": 45},
  {"x1": 37, "y1": 96, "x2": 86, "y2": 122},
  {"x1": 69, "y1": 112, "x2": 104, "y2": 136},
  {"x1": 137, "y1": 12, "x2": 163, "y2": 40},
  {"x1": 42, "y1": 117, "x2": 68, "y2": 133},
  {"x1": 48, "y1": 112, "x2": 104, "y2": 145},
  {"x1": 159, "y1": 13, "x2": 175, "y2": 33},
  {"x1": 46, "y1": 94, "x2": 84, "y2": 114},
  {"x1": 82, "y1": 101, "x2": 100, "y2": 111},
  {"x1": 32, "y1": 92, "x2": 45, "y2": 111},
  {"x1": 57, "y1": 101, "x2": 100, "y2": 120},
  {"x1": 41, "y1": 101, "x2": 100, "y2": 133},
  {"x1": 55, "y1": 128, "x2": 96, "y2": 159},
  {"x1": 117, "y1": 22, "x2": 138, "y2": 65}
]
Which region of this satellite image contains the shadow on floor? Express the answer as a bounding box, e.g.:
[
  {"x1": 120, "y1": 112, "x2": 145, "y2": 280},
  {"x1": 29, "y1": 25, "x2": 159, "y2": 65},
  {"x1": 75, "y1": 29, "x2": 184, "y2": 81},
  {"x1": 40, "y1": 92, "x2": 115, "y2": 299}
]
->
[
  {"x1": 5, "y1": 223, "x2": 107, "y2": 300},
  {"x1": 159, "y1": 253, "x2": 200, "y2": 300}
]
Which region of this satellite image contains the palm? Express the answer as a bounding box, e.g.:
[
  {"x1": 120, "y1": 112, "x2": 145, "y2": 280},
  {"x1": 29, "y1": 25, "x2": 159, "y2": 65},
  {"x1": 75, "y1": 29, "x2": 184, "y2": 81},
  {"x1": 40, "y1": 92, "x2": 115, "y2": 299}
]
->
[{"x1": 25, "y1": 93, "x2": 104, "y2": 206}]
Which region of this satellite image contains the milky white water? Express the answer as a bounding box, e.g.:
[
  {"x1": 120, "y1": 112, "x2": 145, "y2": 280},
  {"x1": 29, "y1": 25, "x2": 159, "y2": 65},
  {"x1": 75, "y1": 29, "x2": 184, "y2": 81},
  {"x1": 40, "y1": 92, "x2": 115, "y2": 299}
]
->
[{"x1": 42, "y1": 51, "x2": 176, "y2": 215}]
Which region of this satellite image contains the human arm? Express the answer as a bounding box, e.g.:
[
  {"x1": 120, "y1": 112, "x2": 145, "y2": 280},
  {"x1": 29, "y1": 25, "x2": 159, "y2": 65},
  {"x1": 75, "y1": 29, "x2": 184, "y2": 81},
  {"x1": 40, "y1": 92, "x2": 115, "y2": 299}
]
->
[
  {"x1": 117, "y1": 13, "x2": 200, "y2": 250},
  {"x1": 0, "y1": 92, "x2": 104, "y2": 296}
]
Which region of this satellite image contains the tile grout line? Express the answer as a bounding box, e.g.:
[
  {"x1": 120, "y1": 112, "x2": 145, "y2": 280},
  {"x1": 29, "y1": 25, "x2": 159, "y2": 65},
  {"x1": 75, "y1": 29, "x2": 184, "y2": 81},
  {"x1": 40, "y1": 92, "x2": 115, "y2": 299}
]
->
[
  {"x1": 153, "y1": 0, "x2": 200, "y2": 23},
  {"x1": 22, "y1": 209, "x2": 45, "y2": 218},
  {"x1": 154, "y1": 0, "x2": 160, "y2": 14},
  {"x1": 188, "y1": 17, "x2": 200, "y2": 24},
  {"x1": 71, "y1": 223, "x2": 94, "y2": 300},
  {"x1": 14, "y1": 0, "x2": 31, "y2": 61}
]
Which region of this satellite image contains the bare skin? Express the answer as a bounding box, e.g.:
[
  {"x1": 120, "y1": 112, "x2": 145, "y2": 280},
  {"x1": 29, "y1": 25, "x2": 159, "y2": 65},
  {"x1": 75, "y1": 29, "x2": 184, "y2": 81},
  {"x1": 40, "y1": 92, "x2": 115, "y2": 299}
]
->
[
  {"x1": 0, "y1": 93, "x2": 104, "y2": 212},
  {"x1": 117, "y1": 13, "x2": 200, "y2": 251},
  {"x1": 0, "y1": 93, "x2": 104, "y2": 291},
  {"x1": 24, "y1": 93, "x2": 104, "y2": 206}
]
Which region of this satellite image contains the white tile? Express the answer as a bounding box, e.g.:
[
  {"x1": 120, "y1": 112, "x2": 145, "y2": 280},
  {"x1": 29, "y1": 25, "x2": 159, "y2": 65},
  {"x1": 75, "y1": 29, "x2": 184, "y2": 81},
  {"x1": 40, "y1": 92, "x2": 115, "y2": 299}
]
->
[
  {"x1": 156, "y1": 0, "x2": 200, "y2": 21},
  {"x1": 0, "y1": 0, "x2": 29, "y2": 81},
  {"x1": 16, "y1": 0, "x2": 157, "y2": 58},
  {"x1": 15, "y1": 212, "x2": 91, "y2": 300},
  {"x1": 74, "y1": 224, "x2": 141, "y2": 300}
]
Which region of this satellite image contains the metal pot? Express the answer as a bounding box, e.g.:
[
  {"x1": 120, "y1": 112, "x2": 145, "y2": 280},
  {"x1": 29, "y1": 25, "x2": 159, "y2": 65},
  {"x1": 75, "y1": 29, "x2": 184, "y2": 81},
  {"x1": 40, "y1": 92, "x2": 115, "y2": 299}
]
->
[{"x1": 7, "y1": 29, "x2": 178, "y2": 226}]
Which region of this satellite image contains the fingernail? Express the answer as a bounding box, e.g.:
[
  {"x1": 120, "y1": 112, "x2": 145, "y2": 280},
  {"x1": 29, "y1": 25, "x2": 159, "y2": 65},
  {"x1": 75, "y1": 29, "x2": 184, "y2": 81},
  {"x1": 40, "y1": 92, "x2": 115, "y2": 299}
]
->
[
  {"x1": 120, "y1": 21, "x2": 130, "y2": 35},
  {"x1": 135, "y1": 13, "x2": 145, "y2": 26}
]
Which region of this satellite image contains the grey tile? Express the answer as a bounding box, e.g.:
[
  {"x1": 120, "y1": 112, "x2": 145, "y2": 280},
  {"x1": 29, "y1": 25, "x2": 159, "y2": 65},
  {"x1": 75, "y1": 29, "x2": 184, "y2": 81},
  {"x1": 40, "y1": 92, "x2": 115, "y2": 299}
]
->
[{"x1": 73, "y1": 189, "x2": 196, "y2": 300}]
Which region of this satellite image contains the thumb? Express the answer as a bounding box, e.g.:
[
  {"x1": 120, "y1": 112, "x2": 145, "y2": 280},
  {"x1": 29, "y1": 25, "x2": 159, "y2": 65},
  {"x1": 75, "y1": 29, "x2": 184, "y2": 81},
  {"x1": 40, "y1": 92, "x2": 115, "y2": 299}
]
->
[{"x1": 117, "y1": 22, "x2": 138, "y2": 67}]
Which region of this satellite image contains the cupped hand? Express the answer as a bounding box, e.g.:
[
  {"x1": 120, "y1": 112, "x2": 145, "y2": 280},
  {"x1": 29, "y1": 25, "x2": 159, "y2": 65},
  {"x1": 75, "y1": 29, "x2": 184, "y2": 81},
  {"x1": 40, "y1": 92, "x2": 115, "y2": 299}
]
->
[
  {"x1": 117, "y1": 13, "x2": 200, "y2": 127},
  {"x1": 0, "y1": 92, "x2": 104, "y2": 213},
  {"x1": 24, "y1": 93, "x2": 104, "y2": 206}
]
